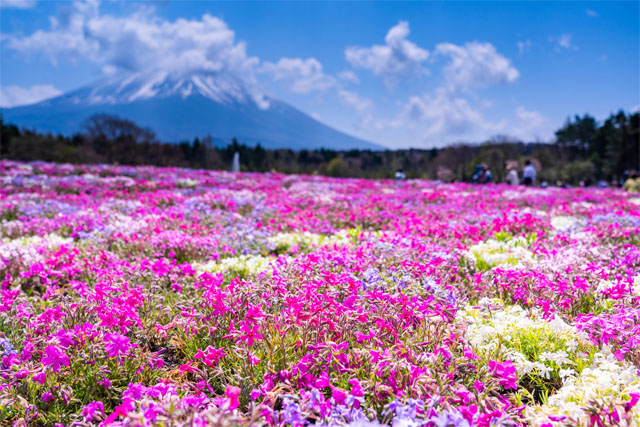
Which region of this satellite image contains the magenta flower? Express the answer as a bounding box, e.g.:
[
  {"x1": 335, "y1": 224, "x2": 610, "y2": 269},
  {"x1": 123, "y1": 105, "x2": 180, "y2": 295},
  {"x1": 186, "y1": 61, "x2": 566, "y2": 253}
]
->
[
  {"x1": 104, "y1": 333, "x2": 131, "y2": 358},
  {"x1": 238, "y1": 322, "x2": 262, "y2": 347},
  {"x1": 193, "y1": 346, "x2": 227, "y2": 367},
  {"x1": 98, "y1": 378, "x2": 112, "y2": 389},
  {"x1": 489, "y1": 360, "x2": 518, "y2": 390},
  {"x1": 41, "y1": 345, "x2": 70, "y2": 373},
  {"x1": 41, "y1": 392, "x2": 54, "y2": 403},
  {"x1": 225, "y1": 386, "x2": 240, "y2": 411},
  {"x1": 82, "y1": 401, "x2": 104, "y2": 422},
  {"x1": 33, "y1": 372, "x2": 47, "y2": 384}
]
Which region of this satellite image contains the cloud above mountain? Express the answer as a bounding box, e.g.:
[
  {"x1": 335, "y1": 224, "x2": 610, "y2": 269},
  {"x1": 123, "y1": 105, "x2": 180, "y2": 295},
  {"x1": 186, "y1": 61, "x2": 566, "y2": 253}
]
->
[
  {"x1": 0, "y1": 84, "x2": 62, "y2": 107},
  {"x1": 260, "y1": 58, "x2": 336, "y2": 94},
  {"x1": 2, "y1": 1, "x2": 555, "y2": 147},
  {"x1": 435, "y1": 41, "x2": 519, "y2": 92},
  {"x1": 6, "y1": 2, "x2": 257, "y2": 78},
  {"x1": 345, "y1": 21, "x2": 429, "y2": 87}
]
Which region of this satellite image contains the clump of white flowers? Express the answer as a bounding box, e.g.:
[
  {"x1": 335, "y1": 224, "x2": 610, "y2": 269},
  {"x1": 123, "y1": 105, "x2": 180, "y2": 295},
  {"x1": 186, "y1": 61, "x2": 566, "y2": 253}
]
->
[
  {"x1": 550, "y1": 215, "x2": 584, "y2": 234},
  {"x1": 267, "y1": 231, "x2": 351, "y2": 254},
  {"x1": 176, "y1": 178, "x2": 199, "y2": 188},
  {"x1": 0, "y1": 233, "x2": 73, "y2": 268},
  {"x1": 459, "y1": 300, "x2": 587, "y2": 382},
  {"x1": 525, "y1": 352, "x2": 640, "y2": 426},
  {"x1": 194, "y1": 255, "x2": 276, "y2": 279},
  {"x1": 464, "y1": 234, "x2": 536, "y2": 270}
]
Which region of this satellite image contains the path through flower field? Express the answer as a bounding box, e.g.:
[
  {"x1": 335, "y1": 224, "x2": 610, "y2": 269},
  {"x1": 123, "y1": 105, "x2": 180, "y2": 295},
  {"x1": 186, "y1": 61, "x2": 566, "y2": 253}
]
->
[{"x1": 1, "y1": 161, "x2": 639, "y2": 427}]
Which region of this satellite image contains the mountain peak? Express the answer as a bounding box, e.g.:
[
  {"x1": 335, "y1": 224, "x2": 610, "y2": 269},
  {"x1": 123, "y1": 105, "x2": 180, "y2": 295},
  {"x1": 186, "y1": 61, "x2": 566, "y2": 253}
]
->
[
  {"x1": 63, "y1": 71, "x2": 271, "y2": 110},
  {"x1": 1, "y1": 72, "x2": 382, "y2": 151}
]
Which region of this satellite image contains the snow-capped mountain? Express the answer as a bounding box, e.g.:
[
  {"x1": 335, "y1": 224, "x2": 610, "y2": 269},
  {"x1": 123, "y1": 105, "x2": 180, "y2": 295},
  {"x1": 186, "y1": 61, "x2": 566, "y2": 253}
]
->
[{"x1": 1, "y1": 71, "x2": 382, "y2": 150}]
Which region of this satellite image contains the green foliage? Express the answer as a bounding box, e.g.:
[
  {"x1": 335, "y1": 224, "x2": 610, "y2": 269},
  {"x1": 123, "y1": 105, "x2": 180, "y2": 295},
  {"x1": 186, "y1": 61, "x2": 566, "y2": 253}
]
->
[{"x1": 326, "y1": 157, "x2": 346, "y2": 177}]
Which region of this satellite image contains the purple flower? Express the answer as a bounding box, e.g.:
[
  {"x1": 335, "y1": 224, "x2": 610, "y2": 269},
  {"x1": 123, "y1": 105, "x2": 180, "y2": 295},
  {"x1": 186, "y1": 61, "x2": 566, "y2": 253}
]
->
[
  {"x1": 82, "y1": 401, "x2": 104, "y2": 422},
  {"x1": 104, "y1": 333, "x2": 131, "y2": 358},
  {"x1": 283, "y1": 398, "x2": 306, "y2": 425},
  {"x1": 429, "y1": 410, "x2": 471, "y2": 427},
  {"x1": 33, "y1": 372, "x2": 47, "y2": 384},
  {"x1": 41, "y1": 345, "x2": 70, "y2": 373},
  {"x1": 489, "y1": 360, "x2": 518, "y2": 390},
  {"x1": 41, "y1": 392, "x2": 54, "y2": 403},
  {"x1": 98, "y1": 378, "x2": 112, "y2": 388}
]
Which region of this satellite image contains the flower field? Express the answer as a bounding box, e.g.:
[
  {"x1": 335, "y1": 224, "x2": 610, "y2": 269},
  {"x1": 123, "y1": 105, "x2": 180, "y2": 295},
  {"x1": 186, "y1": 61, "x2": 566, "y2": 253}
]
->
[{"x1": 1, "y1": 160, "x2": 640, "y2": 427}]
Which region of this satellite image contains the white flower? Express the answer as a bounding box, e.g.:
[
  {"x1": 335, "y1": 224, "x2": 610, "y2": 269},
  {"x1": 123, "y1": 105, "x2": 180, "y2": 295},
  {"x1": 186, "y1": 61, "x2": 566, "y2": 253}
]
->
[
  {"x1": 558, "y1": 368, "x2": 576, "y2": 380},
  {"x1": 458, "y1": 303, "x2": 581, "y2": 381},
  {"x1": 268, "y1": 231, "x2": 351, "y2": 253},
  {"x1": 525, "y1": 354, "x2": 640, "y2": 426},
  {"x1": 550, "y1": 215, "x2": 583, "y2": 233},
  {"x1": 0, "y1": 233, "x2": 73, "y2": 268},
  {"x1": 464, "y1": 237, "x2": 535, "y2": 269},
  {"x1": 193, "y1": 255, "x2": 281, "y2": 278}
]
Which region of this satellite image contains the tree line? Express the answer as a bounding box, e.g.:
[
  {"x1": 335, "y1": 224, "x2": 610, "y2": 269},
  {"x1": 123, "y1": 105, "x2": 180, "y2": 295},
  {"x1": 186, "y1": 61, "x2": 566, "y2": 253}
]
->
[{"x1": 1, "y1": 111, "x2": 638, "y2": 184}]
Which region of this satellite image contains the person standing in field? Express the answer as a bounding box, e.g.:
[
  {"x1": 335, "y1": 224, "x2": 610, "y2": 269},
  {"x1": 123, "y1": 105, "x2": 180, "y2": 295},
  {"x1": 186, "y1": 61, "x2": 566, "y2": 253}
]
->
[
  {"x1": 623, "y1": 172, "x2": 640, "y2": 192},
  {"x1": 506, "y1": 164, "x2": 519, "y2": 185},
  {"x1": 522, "y1": 160, "x2": 536, "y2": 186}
]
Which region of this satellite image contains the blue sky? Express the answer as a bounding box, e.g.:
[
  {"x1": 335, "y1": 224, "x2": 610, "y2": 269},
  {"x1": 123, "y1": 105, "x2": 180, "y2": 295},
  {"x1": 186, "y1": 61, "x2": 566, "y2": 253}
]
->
[{"x1": 1, "y1": 0, "x2": 638, "y2": 148}]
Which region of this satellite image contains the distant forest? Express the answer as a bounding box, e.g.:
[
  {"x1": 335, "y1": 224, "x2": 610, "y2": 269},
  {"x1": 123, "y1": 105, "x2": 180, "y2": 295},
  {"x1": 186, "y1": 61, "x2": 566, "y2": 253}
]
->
[{"x1": 1, "y1": 110, "x2": 638, "y2": 185}]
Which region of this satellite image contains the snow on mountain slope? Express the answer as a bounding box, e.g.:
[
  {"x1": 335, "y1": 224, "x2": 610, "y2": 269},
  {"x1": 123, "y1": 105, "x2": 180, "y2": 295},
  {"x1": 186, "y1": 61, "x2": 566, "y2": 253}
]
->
[{"x1": 1, "y1": 71, "x2": 382, "y2": 150}]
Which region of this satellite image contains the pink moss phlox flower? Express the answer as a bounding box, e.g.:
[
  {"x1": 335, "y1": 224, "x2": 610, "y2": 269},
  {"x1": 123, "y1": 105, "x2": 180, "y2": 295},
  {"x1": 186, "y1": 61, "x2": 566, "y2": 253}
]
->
[
  {"x1": 193, "y1": 346, "x2": 227, "y2": 367},
  {"x1": 104, "y1": 332, "x2": 131, "y2": 358},
  {"x1": 98, "y1": 378, "x2": 112, "y2": 389},
  {"x1": 489, "y1": 360, "x2": 518, "y2": 390},
  {"x1": 348, "y1": 378, "x2": 364, "y2": 397},
  {"x1": 41, "y1": 345, "x2": 70, "y2": 372},
  {"x1": 103, "y1": 397, "x2": 135, "y2": 425},
  {"x1": 237, "y1": 322, "x2": 262, "y2": 347},
  {"x1": 225, "y1": 386, "x2": 241, "y2": 411},
  {"x1": 33, "y1": 371, "x2": 47, "y2": 384},
  {"x1": 83, "y1": 401, "x2": 105, "y2": 422}
]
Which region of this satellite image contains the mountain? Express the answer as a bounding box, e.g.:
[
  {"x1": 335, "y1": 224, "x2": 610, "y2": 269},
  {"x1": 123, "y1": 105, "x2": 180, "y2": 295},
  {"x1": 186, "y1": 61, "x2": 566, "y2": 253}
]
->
[{"x1": 1, "y1": 71, "x2": 383, "y2": 150}]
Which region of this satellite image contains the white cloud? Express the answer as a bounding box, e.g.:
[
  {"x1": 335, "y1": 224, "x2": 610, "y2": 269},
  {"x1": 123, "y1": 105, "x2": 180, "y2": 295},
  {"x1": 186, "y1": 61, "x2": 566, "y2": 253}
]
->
[
  {"x1": 260, "y1": 57, "x2": 336, "y2": 94},
  {"x1": 558, "y1": 34, "x2": 573, "y2": 48},
  {"x1": 1, "y1": 0, "x2": 36, "y2": 9},
  {"x1": 511, "y1": 106, "x2": 552, "y2": 141},
  {"x1": 338, "y1": 89, "x2": 375, "y2": 129},
  {"x1": 345, "y1": 21, "x2": 429, "y2": 86},
  {"x1": 517, "y1": 40, "x2": 531, "y2": 54},
  {"x1": 551, "y1": 33, "x2": 578, "y2": 51},
  {"x1": 337, "y1": 70, "x2": 360, "y2": 84},
  {"x1": 395, "y1": 87, "x2": 504, "y2": 143},
  {"x1": 5, "y1": 1, "x2": 271, "y2": 107},
  {"x1": 435, "y1": 41, "x2": 519, "y2": 92},
  {"x1": 586, "y1": 9, "x2": 598, "y2": 17},
  {"x1": 0, "y1": 84, "x2": 62, "y2": 107},
  {"x1": 5, "y1": 2, "x2": 259, "y2": 78}
]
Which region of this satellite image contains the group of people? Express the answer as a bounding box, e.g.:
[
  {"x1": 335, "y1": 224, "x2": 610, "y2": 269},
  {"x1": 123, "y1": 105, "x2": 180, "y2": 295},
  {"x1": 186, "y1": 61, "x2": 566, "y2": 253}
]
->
[
  {"x1": 393, "y1": 163, "x2": 640, "y2": 191},
  {"x1": 473, "y1": 160, "x2": 537, "y2": 186},
  {"x1": 394, "y1": 160, "x2": 539, "y2": 185},
  {"x1": 505, "y1": 160, "x2": 537, "y2": 186}
]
